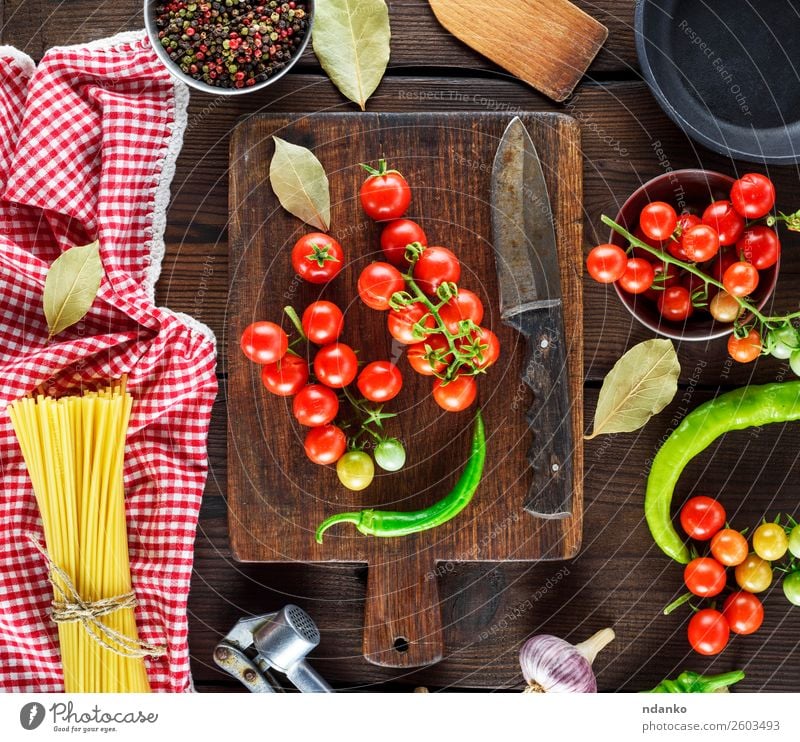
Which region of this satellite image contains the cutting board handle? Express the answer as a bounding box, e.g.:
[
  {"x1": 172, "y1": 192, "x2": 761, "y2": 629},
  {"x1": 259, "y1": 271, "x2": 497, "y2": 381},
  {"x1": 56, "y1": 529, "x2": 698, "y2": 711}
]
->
[{"x1": 363, "y1": 548, "x2": 444, "y2": 668}]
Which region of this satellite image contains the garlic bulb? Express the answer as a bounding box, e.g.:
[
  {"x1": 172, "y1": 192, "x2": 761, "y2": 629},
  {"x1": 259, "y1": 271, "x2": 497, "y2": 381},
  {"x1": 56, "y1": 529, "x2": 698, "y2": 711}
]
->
[{"x1": 519, "y1": 628, "x2": 615, "y2": 693}]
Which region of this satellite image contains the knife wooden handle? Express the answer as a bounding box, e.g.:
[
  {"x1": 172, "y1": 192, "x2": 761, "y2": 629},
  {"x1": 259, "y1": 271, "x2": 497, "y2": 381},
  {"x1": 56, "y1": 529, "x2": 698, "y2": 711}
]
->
[{"x1": 503, "y1": 301, "x2": 574, "y2": 519}]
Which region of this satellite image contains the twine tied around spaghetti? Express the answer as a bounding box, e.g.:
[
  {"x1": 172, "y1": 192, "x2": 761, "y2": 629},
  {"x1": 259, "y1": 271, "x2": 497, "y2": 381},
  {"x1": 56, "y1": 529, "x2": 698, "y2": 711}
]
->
[{"x1": 29, "y1": 536, "x2": 166, "y2": 659}]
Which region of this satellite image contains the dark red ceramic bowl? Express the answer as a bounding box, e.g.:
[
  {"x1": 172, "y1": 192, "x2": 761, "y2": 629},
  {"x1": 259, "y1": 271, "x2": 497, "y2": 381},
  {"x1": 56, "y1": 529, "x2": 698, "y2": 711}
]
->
[{"x1": 610, "y1": 169, "x2": 779, "y2": 342}]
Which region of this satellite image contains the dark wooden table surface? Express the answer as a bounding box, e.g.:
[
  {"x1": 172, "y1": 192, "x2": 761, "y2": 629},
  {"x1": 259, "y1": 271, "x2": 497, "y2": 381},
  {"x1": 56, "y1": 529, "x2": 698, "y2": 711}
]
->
[{"x1": 4, "y1": 0, "x2": 800, "y2": 692}]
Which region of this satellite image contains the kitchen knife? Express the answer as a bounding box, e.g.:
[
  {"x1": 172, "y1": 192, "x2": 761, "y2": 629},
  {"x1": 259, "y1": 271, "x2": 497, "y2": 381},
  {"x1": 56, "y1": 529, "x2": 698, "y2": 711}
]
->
[{"x1": 490, "y1": 117, "x2": 574, "y2": 519}]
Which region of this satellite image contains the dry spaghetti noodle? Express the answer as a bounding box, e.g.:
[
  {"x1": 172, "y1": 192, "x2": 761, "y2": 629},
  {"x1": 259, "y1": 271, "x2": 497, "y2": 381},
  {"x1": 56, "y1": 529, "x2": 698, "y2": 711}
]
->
[{"x1": 8, "y1": 379, "x2": 160, "y2": 692}]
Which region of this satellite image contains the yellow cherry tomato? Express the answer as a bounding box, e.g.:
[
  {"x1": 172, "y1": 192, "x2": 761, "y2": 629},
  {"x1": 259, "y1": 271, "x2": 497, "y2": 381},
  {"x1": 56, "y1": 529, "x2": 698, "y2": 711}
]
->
[
  {"x1": 752, "y1": 522, "x2": 789, "y2": 561},
  {"x1": 735, "y1": 554, "x2": 773, "y2": 593},
  {"x1": 336, "y1": 451, "x2": 375, "y2": 491}
]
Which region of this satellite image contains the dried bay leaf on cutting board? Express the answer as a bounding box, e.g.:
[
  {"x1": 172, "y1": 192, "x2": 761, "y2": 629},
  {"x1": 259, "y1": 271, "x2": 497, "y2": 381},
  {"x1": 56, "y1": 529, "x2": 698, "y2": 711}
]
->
[
  {"x1": 586, "y1": 339, "x2": 680, "y2": 439},
  {"x1": 269, "y1": 136, "x2": 331, "y2": 231},
  {"x1": 311, "y1": 0, "x2": 391, "y2": 110},
  {"x1": 43, "y1": 241, "x2": 103, "y2": 340}
]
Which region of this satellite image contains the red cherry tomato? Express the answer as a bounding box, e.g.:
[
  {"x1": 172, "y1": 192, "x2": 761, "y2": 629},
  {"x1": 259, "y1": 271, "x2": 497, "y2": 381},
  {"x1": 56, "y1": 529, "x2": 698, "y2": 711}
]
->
[
  {"x1": 640, "y1": 201, "x2": 678, "y2": 241},
  {"x1": 728, "y1": 328, "x2": 762, "y2": 363},
  {"x1": 617, "y1": 258, "x2": 655, "y2": 294},
  {"x1": 380, "y1": 219, "x2": 427, "y2": 268},
  {"x1": 313, "y1": 343, "x2": 358, "y2": 388},
  {"x1": 633, "y1": 225, "x2": 667, "y2": 253},
  {"x1": 657, "y1": 285, "x2": 694, "y2": 321},
  {"x1": 586, "y1": 243, "x2": 628, "y2": 283},
  {"x1": 722, "y1": 592, "x2": 764, "y2": 635},
  {"x1": 304, "y1": 424, "x2": 347, "y2": 465},
  {"x1": 240, "y1": 321, "x2": 288, "y2": 364},
  {"x1": 358, "y1": 262, "x2": 406, "y2": 311},
  {"x1": 260, "y1": 354, "x2": 309, "y2": 397},
  {"x1": 645, "y1": 262, "x2": 680, "y2": 302},
  {"x1": 291, "y1": 233, "x2": 343, "y2": 284},
  {"x1": 432, "y1": 375, "x2": 477, "y2": 412},
  {"x1": 681, "y1": 224, "x2": 720, "y2": 262},
  {"x1": 730, "y1": 173, "x2": 776, "y2": 219},
  {"x1": 459, "y1": 327, "x2": 500, "y2": 370},
  {"x1": 680, "y1": 496, "x2": 726, "y2": 540},
  {"x1": 710, "y1": 528, "x2": 749, "y2": 567},
  {"x1": 360, "y1": 164, "x2": 411, "y2": 221},
  {"x1": 684, "y1": 557, "x2": 727, "y2": 597},
  {"x1": 702, "y1": 200, "x2": 745, "y2": 246},
  {"x1": 387, "y1": 302, "x2": 436, "y2": 345},
  {"x1": 407, "y1": 335, "x2": 451, "y2": 376},
  {"x1": 413, "y1": 246, "x2": 461, "y2": 295},
  {"x1": 709, "y1": 247, "x2": 737, "y2": 284},
  {"x1": 357, "y1": 361, "x2": 403, "y2": 402},
  {"x1": 302, "y1": 301, "x2": 344, "y2": 345},
  {"x1": 687, "y1": 609, "x2": 730, "y2": 656},
  {"x1": 676, "y1": 212, "x2": 701, "y2": 234},
  {"x1": 669, "y1": 214, "x2": 700, "y2": 259},
  {"x1": 293, "y1": 384, "x2": 339, "y2": 427},
  {"x1": 439, "y1": 289, "x2": 485, "y2": 334},
  {"x1": 723, "y1": 261, "x2": 759, "y2": 297},
  {"x1": 680, "y1": 271, "x2": 707, "y2": 299},
  {"x1": 737, "y1": 226, "x2": 780, "y2": 270}
]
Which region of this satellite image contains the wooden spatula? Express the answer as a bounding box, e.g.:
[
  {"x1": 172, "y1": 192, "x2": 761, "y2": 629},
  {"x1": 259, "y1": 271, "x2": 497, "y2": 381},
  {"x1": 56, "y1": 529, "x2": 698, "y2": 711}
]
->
[{"x1": 428, "y1": 0, "x2": 608, "y2": 101}]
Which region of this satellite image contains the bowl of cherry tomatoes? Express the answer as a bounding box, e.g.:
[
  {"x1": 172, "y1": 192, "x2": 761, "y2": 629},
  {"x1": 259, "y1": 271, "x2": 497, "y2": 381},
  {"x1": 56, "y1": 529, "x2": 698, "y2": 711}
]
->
[{"x1": 602, "y1": 169, "x2": 780, "y2": 341}]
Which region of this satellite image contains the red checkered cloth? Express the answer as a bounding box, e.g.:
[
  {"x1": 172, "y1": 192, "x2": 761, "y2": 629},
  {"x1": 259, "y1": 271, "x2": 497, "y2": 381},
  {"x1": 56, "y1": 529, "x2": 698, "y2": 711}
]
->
[{"x1": 0, "y1": 32, "x2": 218, "y2": 692}]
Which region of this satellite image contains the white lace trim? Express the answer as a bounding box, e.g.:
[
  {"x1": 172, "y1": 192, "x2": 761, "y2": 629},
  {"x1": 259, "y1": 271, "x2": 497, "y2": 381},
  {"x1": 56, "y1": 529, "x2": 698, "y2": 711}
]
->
[
  {"x1": 0, "y1": 45, "x2": 35, "y2": 77},
  {"x1": 145, "y1": 76, "x2": 188, "y2": 298}
]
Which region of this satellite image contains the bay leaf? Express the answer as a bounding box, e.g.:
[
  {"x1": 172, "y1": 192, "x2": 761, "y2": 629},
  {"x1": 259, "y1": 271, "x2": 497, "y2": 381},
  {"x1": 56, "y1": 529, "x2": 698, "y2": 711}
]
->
[
  {"x1": 312, "y1": 0, "x2": 391, "y2": 111},
  {"x1": 43, "y1": 241, "x2": 103, "y2": 340},
  {"x1": 269, "y1": 136, "x2": 331, "y2": 231},
  {"x1": 585, "y1": 339, "x2": 680, "y2": 439}
]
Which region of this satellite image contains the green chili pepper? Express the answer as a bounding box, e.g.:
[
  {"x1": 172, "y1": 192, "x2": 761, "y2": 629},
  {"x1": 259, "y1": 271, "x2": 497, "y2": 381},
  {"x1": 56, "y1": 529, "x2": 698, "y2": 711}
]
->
[
  {"x1": 646, "y1": 381, "x2": 800, "y2": 563},
  {"x1": 315, "y1": 411, "x2": 486, "y2": 542},
  {"x1": 646, "y1": 670, "x2": 745, "y2": 693}
]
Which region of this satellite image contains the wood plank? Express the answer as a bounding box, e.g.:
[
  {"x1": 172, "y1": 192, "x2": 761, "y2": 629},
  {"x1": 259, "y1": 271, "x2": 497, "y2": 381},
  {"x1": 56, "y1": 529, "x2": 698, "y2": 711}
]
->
[
  {"x1": 0, "y1": 0, "x2": 636, "y2": 73},
  {"x1": 190, "y1": 385, "x2": 800, "y2": 690},
  {"x1": 156, "y1": 77, "x2": 800, "y2": 385},
  {"x1": 227, "y1": 112, "x2": 583, "y2": 669}
]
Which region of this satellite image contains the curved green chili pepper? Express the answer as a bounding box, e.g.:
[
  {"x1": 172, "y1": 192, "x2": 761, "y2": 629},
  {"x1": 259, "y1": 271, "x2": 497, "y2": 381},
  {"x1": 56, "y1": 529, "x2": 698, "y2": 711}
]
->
[
  {"x1": 316, "y1": 411, "x2": 486, "y2": 542},
  {"x1": 646, "y1": 381, "x2": 800, "y2": 563},
  {"x1": 645, "y1": 670, "x2": 745, "y2": 693}
]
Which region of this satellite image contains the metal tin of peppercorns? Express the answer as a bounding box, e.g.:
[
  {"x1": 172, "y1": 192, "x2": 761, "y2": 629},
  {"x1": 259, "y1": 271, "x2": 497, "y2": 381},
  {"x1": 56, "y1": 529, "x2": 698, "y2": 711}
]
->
[{"x1": 144, "y1": 0, "x2": 313, "y2": 95}]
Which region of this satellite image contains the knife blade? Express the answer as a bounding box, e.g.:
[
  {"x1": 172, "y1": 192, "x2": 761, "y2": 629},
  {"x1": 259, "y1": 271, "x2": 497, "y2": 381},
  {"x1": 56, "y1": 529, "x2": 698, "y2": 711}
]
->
[{"x1": 490, "y1": 116, "x2": 574, "y2": 519}]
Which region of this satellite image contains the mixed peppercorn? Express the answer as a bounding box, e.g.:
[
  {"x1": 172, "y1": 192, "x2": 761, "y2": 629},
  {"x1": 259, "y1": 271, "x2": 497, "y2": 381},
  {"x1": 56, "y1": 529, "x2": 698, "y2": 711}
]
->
[{"x1": 153, "y1": 1, "x2": 310, "y2": 89}]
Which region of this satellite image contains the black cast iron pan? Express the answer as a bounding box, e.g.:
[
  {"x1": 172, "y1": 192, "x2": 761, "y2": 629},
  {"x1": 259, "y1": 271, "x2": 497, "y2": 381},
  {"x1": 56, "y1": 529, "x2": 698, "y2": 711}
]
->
[{"x1": 635, "y1": 0, "x2": 800, "y2": 164}]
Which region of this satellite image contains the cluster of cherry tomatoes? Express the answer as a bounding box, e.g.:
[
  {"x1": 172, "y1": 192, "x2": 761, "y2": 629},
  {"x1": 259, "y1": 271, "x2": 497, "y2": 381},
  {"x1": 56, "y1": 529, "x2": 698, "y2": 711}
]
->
[
  {"x1": 356, "y1": 162, "x2": 500, "y2": 412},
  {"x1": 240, "y1": 303, "x2": 405, "y2": 491},
  {"x1": 239, "y1": 159, "x2": 500, "y2": 490},
  {"x1": 671, "y1": 495, "x2": 800, "y2": 656},
  {"x1": 587, "y1": 173, "x2": 784, "y2": 363}
]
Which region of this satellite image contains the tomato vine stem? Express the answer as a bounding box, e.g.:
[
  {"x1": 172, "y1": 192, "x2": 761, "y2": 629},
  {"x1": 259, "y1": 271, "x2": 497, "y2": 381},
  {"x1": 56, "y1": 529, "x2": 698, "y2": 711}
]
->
[{"x1": 602, "y1": 215, "x2": 800, "y2": 330}]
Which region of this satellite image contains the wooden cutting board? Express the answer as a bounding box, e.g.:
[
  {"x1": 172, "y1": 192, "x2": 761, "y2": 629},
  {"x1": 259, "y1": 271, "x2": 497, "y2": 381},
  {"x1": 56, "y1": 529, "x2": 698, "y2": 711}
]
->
[
  {"x1": 428, "y1": 0, "x2": 608, "y2": 102},
  {"x1": 228, "y1": 112, "x2": 583, "y2": 668}
]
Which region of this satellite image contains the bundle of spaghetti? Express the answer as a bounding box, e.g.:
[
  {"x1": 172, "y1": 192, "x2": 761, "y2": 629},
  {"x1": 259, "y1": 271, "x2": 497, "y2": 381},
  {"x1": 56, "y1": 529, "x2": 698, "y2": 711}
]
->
[{"x1": 8, "y1": 379, "x2": 159, "y2": 692}]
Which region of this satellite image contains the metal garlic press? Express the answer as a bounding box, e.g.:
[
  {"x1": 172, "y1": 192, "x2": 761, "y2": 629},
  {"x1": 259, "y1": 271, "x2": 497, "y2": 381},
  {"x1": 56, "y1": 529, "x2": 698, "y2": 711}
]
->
[{"x1": 213, "y1": 604, "x2": 333, "y2": 693}]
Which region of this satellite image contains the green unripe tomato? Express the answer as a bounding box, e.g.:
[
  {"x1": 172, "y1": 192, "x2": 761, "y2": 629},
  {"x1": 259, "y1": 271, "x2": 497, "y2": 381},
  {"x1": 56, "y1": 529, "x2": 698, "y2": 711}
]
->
[
  {"x1": 336, "y1": 451, "x2": 374, "y2": 491},
  {"x1": 735, "y1": 554, "x2": 772, "y2": 593},
  {"x1": 374, "y1": 438, "x2": 406, "y2": 472},
  {"x1": 769, "y1": 325, "x2": 799, "y2": 360},
  {"x1": 789, "y1": 524, "x2": 800, "y2": 559},
  {"x1": 752, "y1": 522, "x2": 788, "y2": 561},
  {"x1": 790, "y1": 349, "x2": 800, "y2": 377},
  {"x1": 783, "y1": 571, "x2": 800, "y2": 606}
]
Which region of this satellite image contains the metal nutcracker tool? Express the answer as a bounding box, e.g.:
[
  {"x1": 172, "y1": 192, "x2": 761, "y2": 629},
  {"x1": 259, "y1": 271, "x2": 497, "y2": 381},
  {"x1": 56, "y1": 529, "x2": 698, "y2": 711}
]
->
[{"x1": 213, "y1": 604, "x2": 333, "y2": 692}]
